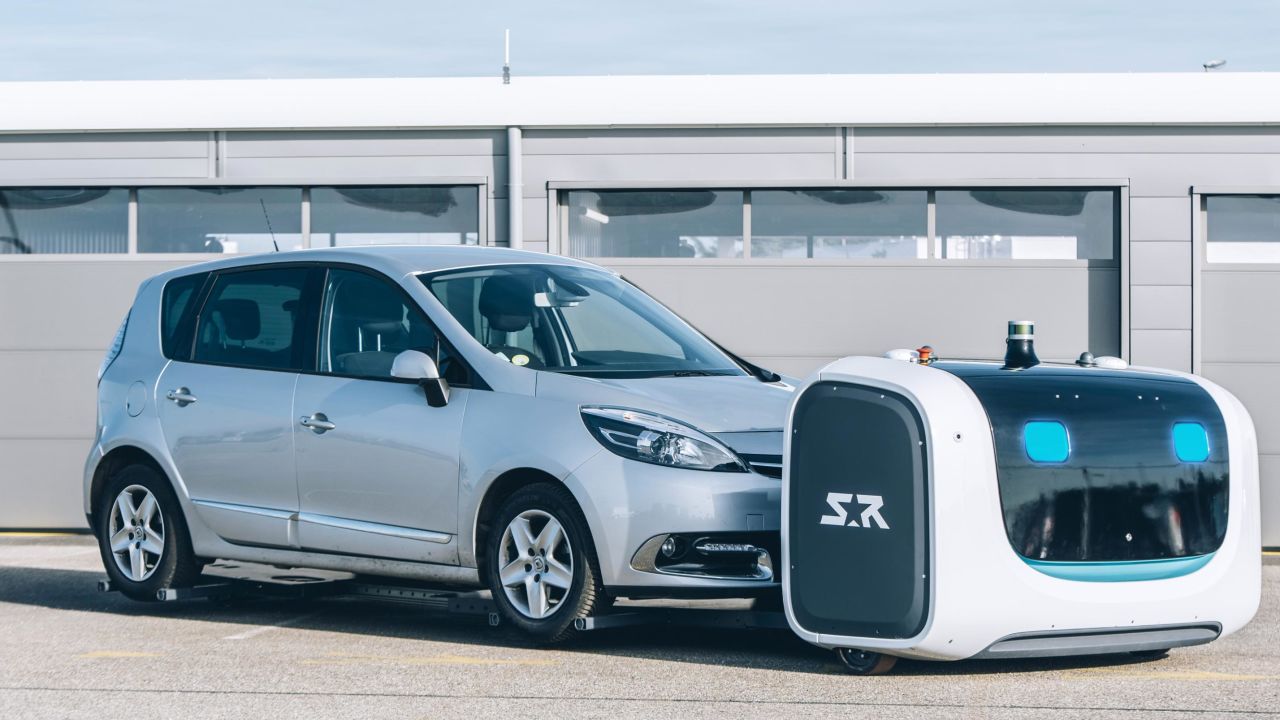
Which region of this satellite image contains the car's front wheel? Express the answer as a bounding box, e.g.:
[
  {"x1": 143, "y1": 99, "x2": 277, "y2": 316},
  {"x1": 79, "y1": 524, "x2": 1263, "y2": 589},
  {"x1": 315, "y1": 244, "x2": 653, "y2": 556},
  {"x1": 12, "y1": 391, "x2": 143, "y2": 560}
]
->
[
  {"x1": 95, "y1": 463, "x2": 202, "y2": 601},
  {"x1": 484, "y1": 483, "x2": 604, "y2": 643}
]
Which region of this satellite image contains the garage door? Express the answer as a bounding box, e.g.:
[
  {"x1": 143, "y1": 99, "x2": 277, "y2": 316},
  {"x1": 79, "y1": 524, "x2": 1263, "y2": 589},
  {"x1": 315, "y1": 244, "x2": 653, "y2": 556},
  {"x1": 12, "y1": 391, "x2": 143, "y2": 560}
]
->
[{"x1": 1198, "y1": 193, "x2": 1280, "y2": 546}]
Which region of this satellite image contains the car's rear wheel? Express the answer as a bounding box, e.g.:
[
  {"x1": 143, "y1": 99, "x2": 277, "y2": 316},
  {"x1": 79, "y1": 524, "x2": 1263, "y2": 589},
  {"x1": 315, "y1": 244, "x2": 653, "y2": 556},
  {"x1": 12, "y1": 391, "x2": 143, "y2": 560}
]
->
[
  {"x1": 95, "y1": 463, "x2": 202, "y2": 601},
  {"x1": 484, "y1": 483, "x2": 604, "y2": 643}
]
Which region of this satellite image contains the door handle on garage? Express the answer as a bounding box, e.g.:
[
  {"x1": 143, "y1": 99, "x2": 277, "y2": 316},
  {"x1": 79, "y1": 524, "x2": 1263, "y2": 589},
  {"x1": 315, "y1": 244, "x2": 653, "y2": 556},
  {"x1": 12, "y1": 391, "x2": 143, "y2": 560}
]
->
[
  {"x1": 300, "y1": 413, "x2": 336, "y2": 434},
  {"x1": 165, "y1": 387, "x2": 197, "y2": 406}
]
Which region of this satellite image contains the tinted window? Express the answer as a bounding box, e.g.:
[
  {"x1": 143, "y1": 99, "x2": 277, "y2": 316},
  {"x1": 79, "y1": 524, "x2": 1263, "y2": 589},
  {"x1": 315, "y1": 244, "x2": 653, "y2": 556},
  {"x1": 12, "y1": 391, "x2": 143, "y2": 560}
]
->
[
  {"x1": 751, "y1": 190, "x2": 929, "y2": 259},
  {"x1": 310, "y1": 186, "x2": 479, "y2": 247},
  {"x1": 565, "y1": 190, "x2": 744, "y2": 258},
  {"x1": 0, "y1": 188, "x2": 128, "y2": 254},
  {"x1": 938, "y1": 363, "x2": 1229, "y2": 562},
  {"x1": 1206, "y1": 194, "x2": 1280, "y2": 263},
  {"x1": 319, "y1": 268, "x2": 467, "y2": 384},
  {"x1": 160, "y1": 272, "x2": 208, "y2": 359},
  {"x1": 193, "y1": 268, "x2": 310, "y2": 371},
  {"x1": 936, "y1": 189, "x2": 1117, "y2": 260},
  {"x1": 138, "y1": 187, "x2": 303, "y2": 254}
]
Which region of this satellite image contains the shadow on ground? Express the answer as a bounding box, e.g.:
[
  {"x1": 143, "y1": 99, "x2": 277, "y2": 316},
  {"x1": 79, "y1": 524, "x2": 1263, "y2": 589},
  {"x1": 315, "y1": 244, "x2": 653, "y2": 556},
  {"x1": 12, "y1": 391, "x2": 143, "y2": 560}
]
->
[{"x1": 0, "y1": 561, "x2": 1173, "y2": 678}]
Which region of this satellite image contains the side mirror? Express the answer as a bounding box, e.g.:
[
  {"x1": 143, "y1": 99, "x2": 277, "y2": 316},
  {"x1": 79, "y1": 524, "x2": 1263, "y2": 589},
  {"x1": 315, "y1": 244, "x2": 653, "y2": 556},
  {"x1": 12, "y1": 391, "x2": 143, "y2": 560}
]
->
[{"x1": 391, "y1": 350, "x2": 450, "y2": 408}]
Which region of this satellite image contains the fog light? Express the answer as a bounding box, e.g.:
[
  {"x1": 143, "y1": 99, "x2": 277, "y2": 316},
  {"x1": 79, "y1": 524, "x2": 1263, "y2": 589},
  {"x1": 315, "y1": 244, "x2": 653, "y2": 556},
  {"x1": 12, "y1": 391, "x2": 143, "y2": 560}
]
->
[{"x1": 660, "y1": 536, "x2": 678, "y2": 558}]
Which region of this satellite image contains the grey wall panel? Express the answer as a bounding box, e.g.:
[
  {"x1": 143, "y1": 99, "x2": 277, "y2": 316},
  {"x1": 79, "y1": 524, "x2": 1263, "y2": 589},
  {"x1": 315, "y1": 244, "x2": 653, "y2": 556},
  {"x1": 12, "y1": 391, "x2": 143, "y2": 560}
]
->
[
  {"x1": 1201, "y1": 271, "x2": 1280, "y2": 362},
  {"x1": 0, "y1": 439, "x2": 93, "y2": 528},
  {"x1": 1130, "y1": 329, "x2": 1192, "y2": 371},
  {"x1": 0, "y1": 133, "x2": 209, "y2": 160},
  {"x1": 852, "y1": 152, "x2": 1280, "y2": 197},
  {"x1": 523, "y1": 128, "x2": 840, "y2": 155},
  {"x1": 524, "y1": 241, "x2": 549, "y2": 254},
  {"x1": 1199, "y1": 363, "x2": 1280, "y2": 455},
  {"x1": 0, "y1": 158, "x2": 209, "y2": 180},
  {"x1": 614, "y1": 264, "x2": 1118, "y2": 363},
  {"x1": 1130, "y1": 285, "x2": 1191, "y2": 330},
  {"x1": 854, "y1": 126, "x2": 1280, "y2": 154},
  {"x1": 1130, "y1": 198, "x2": 1192, "y2": 241},
  {"x1": 1130, "y1": 242, "x2": 1191, "y2": 286},
  {"x1": 226, "y1": 130, "x2": 503, "y2": 158},
  {"x1": 521, "y1": 198, "x2": 550, "y2": 245},
  {"x1": 0, "y1": 261, "x2": 195, "y2": 351},
  {"x1": 0, "y1": 350, "x2": 100, "y2": 439},
  {"x1": 525, "y1": 153, "x2": 839, "y2": 185},
  {"x1": 1261, "y1": 455, "x2": 1280, "y2": 547},
  {"x1": 224, "y1": 156, "x2": 501, "y2": 184}
]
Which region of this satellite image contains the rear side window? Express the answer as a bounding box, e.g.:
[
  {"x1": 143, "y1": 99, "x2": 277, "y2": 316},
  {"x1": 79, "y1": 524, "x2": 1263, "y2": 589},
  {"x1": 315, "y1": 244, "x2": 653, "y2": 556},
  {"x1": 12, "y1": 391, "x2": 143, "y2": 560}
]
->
[
  {"x1": 193, "y1": 268, "x2": 311, "y2": 371},
  {"x1": 160, "y1": 272, "x2": 208, "y2": 359}
]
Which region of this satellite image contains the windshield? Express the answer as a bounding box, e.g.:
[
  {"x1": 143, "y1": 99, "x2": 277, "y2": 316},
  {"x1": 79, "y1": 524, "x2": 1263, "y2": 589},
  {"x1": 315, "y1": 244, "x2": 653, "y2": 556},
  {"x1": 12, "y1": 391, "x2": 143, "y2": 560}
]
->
[{"x1": 420, "y1": 264, "x2": 745, "y2": 378}]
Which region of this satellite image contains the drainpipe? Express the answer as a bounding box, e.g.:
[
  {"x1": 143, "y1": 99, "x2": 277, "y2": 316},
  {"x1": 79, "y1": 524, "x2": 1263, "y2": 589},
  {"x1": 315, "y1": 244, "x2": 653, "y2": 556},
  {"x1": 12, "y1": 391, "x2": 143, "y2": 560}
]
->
[{"x1": 507, "y1": 126, "x2": 523, "y2": 249}]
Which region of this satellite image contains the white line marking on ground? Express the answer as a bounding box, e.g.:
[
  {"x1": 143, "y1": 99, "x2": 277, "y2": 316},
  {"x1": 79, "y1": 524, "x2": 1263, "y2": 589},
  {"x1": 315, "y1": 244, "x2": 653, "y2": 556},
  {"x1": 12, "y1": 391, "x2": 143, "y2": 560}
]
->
[{"x1": 222, "y1": 611, "x2": 325, "y2": 641}]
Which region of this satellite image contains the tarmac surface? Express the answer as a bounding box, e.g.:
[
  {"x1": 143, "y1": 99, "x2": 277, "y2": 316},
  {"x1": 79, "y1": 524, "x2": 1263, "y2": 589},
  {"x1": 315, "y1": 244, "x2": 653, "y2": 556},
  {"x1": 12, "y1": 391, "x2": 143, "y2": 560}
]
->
[{"x1": 0, "y1": 534, "x2": 1276, "y2": 719}]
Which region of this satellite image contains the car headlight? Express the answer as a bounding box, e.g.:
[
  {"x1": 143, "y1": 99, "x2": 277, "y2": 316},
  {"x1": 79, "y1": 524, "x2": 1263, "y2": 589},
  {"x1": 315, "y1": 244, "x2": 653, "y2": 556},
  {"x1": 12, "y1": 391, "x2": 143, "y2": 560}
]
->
[{"x1": 580, "y1": 407, "x2": 746, "y2": 472}]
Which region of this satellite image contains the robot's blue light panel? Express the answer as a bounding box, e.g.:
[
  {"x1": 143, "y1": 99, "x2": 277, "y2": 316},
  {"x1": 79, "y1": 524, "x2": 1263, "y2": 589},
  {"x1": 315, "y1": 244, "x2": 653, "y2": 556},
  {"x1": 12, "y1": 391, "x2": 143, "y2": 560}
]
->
[
  {"x1": 1173, "y1": 422, "x2": 1211, "y2": 463},
  {"x1": 1024, "y1": 421, "x2": 1070, "y2": 463}
]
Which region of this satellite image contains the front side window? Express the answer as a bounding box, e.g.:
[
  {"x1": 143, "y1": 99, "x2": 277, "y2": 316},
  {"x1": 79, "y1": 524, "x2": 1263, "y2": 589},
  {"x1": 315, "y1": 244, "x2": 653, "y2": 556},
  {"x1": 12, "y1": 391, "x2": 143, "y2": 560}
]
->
[
  {"x1": 138, "y1": 187, "x2": 303, "y2": 254},
  {"x1": 192, "y1": 268, "x2": 310, "y2": 371},
  {"x1": 318, "y1": 268, "x2": 467, "y2": 384},
  {"x1": 422, "y1": 264, "x2": 745, "y2": 378}
]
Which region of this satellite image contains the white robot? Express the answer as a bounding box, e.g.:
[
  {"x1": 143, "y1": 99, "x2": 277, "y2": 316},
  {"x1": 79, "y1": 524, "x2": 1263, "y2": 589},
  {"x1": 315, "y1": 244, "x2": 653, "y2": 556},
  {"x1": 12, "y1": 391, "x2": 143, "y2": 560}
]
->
[{"x1": 782, "y1": 322, "x2": 1261, "y2": 674}]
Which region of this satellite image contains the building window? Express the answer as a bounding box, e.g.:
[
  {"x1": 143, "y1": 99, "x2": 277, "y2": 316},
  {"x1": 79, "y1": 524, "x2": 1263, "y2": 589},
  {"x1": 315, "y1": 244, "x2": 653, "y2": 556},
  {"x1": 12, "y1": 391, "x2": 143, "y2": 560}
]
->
[
  {"x1": 1206, "y1": 195, "x2": 1280, "y2": 263},
  {"x1": 561, "y1": 186, "x2": 1118, "y2": 262},
  {"x1": 935, "y1": 189, "x2": 1116, "y2": 260},
  {"x1": 751, "y1": 190, "x2": 929, "y2": 259},
  {"x1": 137, "y1": 187, "x2": 303, "y2": 254},
  {"x1": 310, "y1": 186, "x2": 480, "y2": 247},
  {"x1": 0, "y1": 188, "x2": 127, "y2": 254},
  {"x1": 565, "y1": 190, "x2": 744, "y2": 258}
]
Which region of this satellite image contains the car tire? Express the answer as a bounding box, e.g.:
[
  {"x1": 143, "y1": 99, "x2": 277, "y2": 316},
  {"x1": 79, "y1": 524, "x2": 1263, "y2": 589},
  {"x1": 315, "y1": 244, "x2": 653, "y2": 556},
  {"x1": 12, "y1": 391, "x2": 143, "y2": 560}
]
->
[
  {"x1": 95, "y1": 463, "x2": 202, "y2": 602},
  {"x1": 484, "y1": 483, "x2": 604, "y2": 644}
]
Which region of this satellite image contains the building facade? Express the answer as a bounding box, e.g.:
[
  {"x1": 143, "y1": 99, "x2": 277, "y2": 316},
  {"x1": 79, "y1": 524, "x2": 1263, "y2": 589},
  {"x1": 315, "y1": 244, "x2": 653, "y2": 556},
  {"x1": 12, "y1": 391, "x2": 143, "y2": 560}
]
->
[{"x1": 1, "y1": 74, "x2": 1276, "y2": 544}]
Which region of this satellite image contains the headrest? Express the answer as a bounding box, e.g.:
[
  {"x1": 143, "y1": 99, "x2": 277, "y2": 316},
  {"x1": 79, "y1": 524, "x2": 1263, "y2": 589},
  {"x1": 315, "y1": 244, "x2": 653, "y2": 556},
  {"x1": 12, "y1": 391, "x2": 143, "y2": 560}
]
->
[
  {"x1": 213, "y1": 298, "x2": 260, "y2": 341},
  {"x1": 478, "y1": 273, "x2": 535, "y2": 333}
]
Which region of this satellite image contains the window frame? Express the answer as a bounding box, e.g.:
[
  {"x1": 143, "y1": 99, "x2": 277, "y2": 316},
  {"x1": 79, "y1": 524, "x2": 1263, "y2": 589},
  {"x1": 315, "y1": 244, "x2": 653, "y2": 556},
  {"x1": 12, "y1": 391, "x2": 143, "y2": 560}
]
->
[
  {"x1": 551, "y1": 179, "x2": 1126, "y2": 268},
  {"x1": 0, "y1": 177, "x2": 489, "y2": 260},
  {"x1": 159, "y1": 271, "x2": 213, "y2": 361}
]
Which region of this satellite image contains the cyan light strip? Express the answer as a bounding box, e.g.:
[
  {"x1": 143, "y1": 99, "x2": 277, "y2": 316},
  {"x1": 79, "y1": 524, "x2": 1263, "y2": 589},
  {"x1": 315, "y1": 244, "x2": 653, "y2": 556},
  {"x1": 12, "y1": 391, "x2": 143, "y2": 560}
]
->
[
  {"x1": 1024, "y1": 421, "x2": 1070, "y2": 463},
  {"x1": 1173, "y1": 422, "x2": 1211, "y2": 463},
  {"x1": 1024, "y1": 553, "x2": 1214, "y2": 582}
]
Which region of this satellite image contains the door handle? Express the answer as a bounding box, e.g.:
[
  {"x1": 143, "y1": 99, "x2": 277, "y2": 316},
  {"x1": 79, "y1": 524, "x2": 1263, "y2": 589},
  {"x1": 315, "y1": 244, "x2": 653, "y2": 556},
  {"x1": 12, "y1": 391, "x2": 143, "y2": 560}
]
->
[
  {"x1": 300, "y1": 412, "x2": 336, "y2": 434},
  {"x1": 165, "y1": 387, "x2": 197, "y2": 406}
]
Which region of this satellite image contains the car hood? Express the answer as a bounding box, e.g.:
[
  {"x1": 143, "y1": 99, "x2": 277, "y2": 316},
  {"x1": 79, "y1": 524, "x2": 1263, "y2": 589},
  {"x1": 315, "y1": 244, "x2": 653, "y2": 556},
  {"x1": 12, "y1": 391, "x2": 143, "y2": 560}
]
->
[{"x1": 534, "y1": 371, "x2": 796, "y2": 435}]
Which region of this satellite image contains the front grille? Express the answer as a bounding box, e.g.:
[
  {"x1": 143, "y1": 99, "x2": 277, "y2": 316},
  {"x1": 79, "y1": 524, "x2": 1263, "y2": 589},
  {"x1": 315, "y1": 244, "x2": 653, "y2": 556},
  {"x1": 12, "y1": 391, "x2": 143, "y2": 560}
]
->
[{"x1": 742, "y1": 454, "x2": 783, "y2": 479}]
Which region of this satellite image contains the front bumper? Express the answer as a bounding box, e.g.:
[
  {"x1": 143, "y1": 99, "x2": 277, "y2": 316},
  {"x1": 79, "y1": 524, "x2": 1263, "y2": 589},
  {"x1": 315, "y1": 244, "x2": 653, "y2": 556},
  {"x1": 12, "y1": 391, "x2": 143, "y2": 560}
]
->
[{"x1": 562, "y1": 450, "x2": 782, "y2": 596}]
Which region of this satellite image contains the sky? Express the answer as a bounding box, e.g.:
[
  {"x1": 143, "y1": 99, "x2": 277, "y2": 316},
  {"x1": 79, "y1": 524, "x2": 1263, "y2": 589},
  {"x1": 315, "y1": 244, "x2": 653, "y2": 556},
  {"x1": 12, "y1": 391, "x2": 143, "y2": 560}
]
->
[{"x1": 0, "y1": 0, "x2": 1276, "y2": 81}]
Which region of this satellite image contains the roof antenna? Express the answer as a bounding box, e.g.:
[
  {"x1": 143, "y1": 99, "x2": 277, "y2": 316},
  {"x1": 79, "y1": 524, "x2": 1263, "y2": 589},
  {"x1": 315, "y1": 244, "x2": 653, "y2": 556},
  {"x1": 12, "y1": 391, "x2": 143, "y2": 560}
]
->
[
  {"x1": 260, "y1": 199, "x2": 279, "y2": 252},
  {"x1": 502, "y1": 29, "x2": 511, "y2": 85}
]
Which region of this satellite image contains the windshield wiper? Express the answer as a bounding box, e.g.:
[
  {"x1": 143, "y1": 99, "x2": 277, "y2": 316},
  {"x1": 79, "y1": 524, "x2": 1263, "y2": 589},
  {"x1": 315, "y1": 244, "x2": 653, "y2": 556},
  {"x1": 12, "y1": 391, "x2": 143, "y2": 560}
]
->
[{"x1": 668, "y1": 369, "x2": 735, "y2": 377}]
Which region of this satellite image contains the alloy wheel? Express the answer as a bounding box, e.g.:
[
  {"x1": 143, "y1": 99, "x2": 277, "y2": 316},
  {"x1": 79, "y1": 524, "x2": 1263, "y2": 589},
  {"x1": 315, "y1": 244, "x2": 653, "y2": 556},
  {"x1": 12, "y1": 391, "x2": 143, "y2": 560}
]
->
[
  {"x1": 497, "y1": 509, "x2": 574, "y2": 619},
  {"x1": 107, "y1": 484, "x2": 165, "y2": 582}
]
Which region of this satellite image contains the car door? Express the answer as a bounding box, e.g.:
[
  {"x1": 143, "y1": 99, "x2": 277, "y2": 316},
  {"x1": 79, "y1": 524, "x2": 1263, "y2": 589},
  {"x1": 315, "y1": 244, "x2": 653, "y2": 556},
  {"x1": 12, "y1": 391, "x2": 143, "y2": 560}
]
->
[
  {"x1": 292, "y1": 266, "x2": 470, "y2": 563},
  {"x1": 156, "y1": 265, "x2": 319, "y2": 549}
]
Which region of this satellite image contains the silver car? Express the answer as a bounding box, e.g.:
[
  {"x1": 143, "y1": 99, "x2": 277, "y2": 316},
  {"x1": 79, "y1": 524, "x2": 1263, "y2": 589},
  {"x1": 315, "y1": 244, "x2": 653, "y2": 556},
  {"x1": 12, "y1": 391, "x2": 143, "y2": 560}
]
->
[{"x1": 86, "y1": 246, "x2": 792, "y2": 640}]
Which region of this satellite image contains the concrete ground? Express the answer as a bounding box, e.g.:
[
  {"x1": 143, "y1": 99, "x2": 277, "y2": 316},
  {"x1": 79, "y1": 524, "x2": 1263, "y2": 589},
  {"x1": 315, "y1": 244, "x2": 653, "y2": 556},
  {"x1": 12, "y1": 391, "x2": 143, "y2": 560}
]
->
[{"x1": 0, "y1": 535, "x2": 1276, "y2": 719}]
